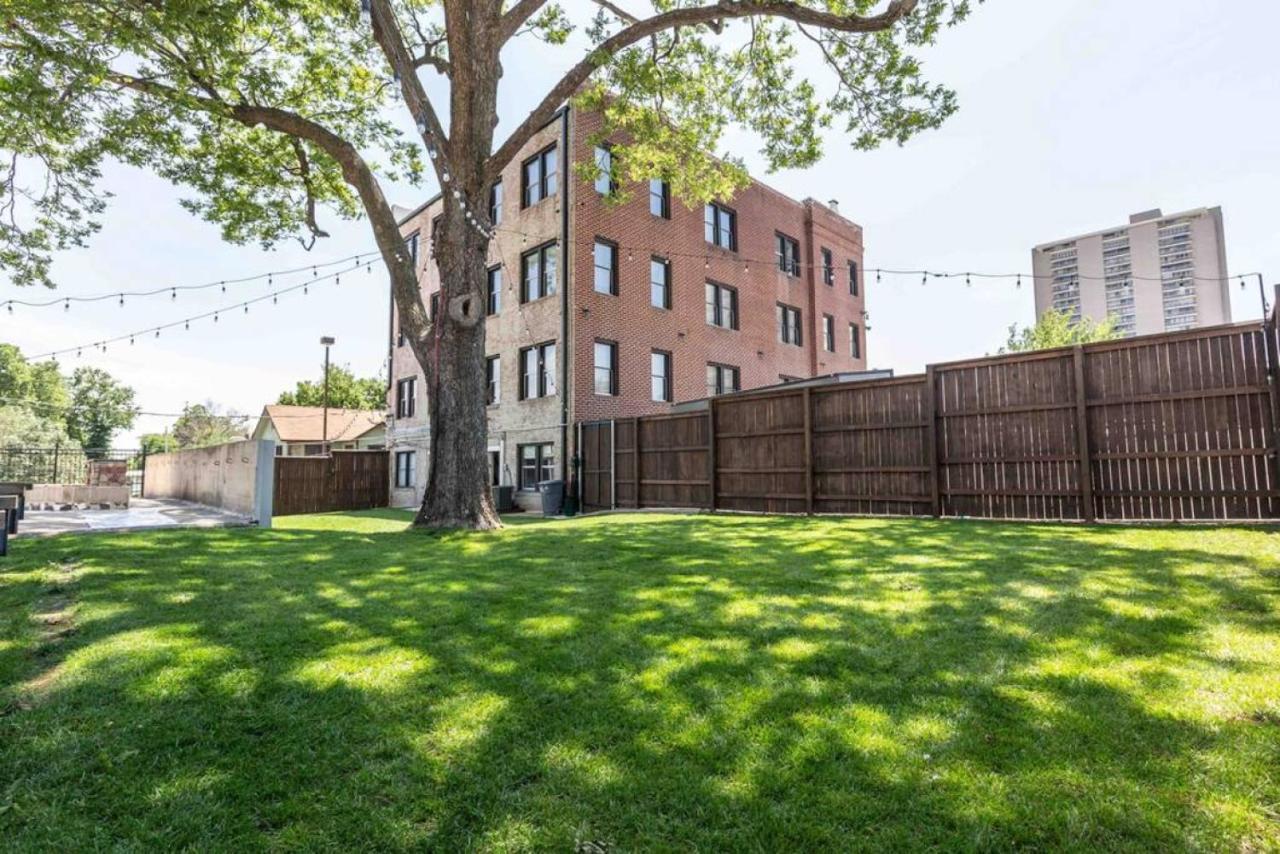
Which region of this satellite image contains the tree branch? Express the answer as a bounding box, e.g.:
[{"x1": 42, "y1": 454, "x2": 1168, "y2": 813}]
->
[
  {"x1": 488, "y1": 0, "x2": 918, "y2": 176},
  {"x1": 498, "y1": 0, "x2": 548, "y2": 43}
]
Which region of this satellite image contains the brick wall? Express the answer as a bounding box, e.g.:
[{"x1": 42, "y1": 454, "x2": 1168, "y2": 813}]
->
[{"x1": 569, "y1": 108, "x2": 866, "y2": 425}]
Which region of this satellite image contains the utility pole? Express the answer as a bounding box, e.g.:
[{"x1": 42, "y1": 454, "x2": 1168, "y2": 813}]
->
[{"x1": 320, "y1": 336, "x2": 335, "y2": 455}]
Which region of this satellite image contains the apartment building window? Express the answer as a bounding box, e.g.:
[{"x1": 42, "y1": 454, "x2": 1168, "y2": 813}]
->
[
  {"x1": 518, "y1": 443, "x2": 555, "y2": 491},
  {"x1": 593, "y1": 239, "x2": 618, "y2": 295},
  {"x1": 394, "y1": 450, "x2": 416, "y2": 488},
  {"x1": 593, "y1": 145, "x2": 616, "y2": 195},
  {"x1": 521, "y1": 144, "x2": 558, "y2": 207},
  {"x1": 848, "y1": 260, "x2": 859, "y2": 296},
  {"x1": 651, "y1": 350, "x2": 672, "y2": 402},
  {"x1": 396, "y1": 377, "x2": 416, "y2": 418},
  {"x1": 822, "y1": 314, "x2": 835, "y2": 352},
  {"x1": 487, "y1": 266, "x2": 502, "y2": 315},
  {"x1": 704, "y1": 202, "x2": 737, "y2": 250},
  {"x1": 849, "y1": 323, "x2": 861, "y2": 359},
  {"x1": 706, "y1": 363, "x2": 740, "y2": 397},
  {"x1": 777, "y1": 303, "x2": 802, "y2": 346},
  {"x1": 486, "y1": 355, "x2": 500, "y2": 405},
  {"x1": 705, "y1": 281, "x2": 739, "y2": 329},
  {"x1": 519, "y1": 342, "x2": 556, "y2": 399},
  {"x1": 821, "y1": 248, "x2": 835, "y2": 286},
  {"x1": 650, "y1": 257, "x2": 671, "y2": 309},
  {"x1": 776, "y1": 233, "x2": 801, "y2": 276},
  {"x1": 405, "y1": 231, "x2": 419, "y2": 266},
  {"x1": 520, "y1": 242, "x2": 558, "y2": 302},
  {"x1": 593, "y1": 340, "x2": 618, "y2": 396},
  {"x1": 488, "y1": 180, "x2": 503, "y2": 225},
  {"x1": 649, "y1": 179, "x2": 670, "y2": 219}
]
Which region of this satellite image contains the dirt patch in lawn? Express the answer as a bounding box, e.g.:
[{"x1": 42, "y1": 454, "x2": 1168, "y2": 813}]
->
[{"x1": 6, "y1": 558, "x2": 81, "y2": 712}]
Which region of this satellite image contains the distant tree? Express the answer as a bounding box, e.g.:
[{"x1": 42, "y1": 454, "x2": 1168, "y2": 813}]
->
[
  {"x1": 63, "y1": 367, "x2": 138, "y2": 451},
  {"x1": 1002, "y1": 310, "x2": 1120, "y2": 354},
  {"x1": 0, "y1": 344, "x2": 68, "y2": 411},
  {"x1": 277, "y1": 364, "x2": 386, "y2": 411},
  {"x1": 171, "y1": 403, "x2": 248, "y2": 449},
  {"x1": 0, "y1": 405, "x2": 79, "y2": 450},
  {"x1": 138, "y1": 432, "x2": 175, "y2": 455}
]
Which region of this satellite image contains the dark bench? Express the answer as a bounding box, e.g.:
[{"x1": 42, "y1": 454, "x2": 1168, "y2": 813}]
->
[
  {"x1": 0, "y1": 482, "x2": 31, "y2": 521},
  {"x1": 0, "y1": 495, "x2": 17, "y2": 556}
]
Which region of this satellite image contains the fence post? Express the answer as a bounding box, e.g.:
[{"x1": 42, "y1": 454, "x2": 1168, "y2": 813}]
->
[
  {"x1": 51, "y1": 443, "x2": 60, "y2": 483},
  {"x1": 803, "y1": 386, "x2": 814, "y2": 515},
  {"x1": 633, "y1": 417, "x2": 642, "y2": 509},
  {"x1": 1073, "y1": 345, "x2": 1095, "y2": 522},
  {"x1": 707, "y1": 400, "x2": 717, "y2": 512},
  {"x1": 609, "y1": 419, "x2": 617, "y2": 511},
  {"x1": 1262, "y1": 317, "x2": 1280, "y2": 519},
  {"x1": 925, "y1": 366, "x2": 940, "y2": 518}
]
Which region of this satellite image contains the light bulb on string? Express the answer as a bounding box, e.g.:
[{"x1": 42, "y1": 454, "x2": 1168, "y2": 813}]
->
[
  {"x1": 220, "y1": 282, "x2": 225, "y2": 293},
  {"x1": 64, "y1": 299, "x2": 69, "y2": 311},
  {"x1": 185, "y1": 321, "x2": 189, "y2": 330},
  {"x1": 119, "y1": 294, "x2": 125, "y2": 307},
  {"x1": 876, "y1": 269, "x2": 881, "y2": 284},
  {"x1": 214, "y1": 313, "x2": 219, "y2": 323},
  {"x1": 154, "y1": 329, "x2": 160, "y2": 338},
  {"x1": 1016, "y1": 275, "x2": 1022, "y2": 289},
  {"x1": 922, "y1": 272, "x2": 928, "y2": 286},
  {"x1": 966, "y1": 273, "x2": 971, "y2": 287},
  {"x1": 130, "y1": 336, "x2": 134, "y2": 345},
  {"x1": 268, "y1": 274, "x2": 272, "y2": 287},
  {"x1": 272, "y1": 294, "x2": 278, "y2": 304},
  {"x1": 244, "y1": 303, "x2": 249, "y2": 314}
]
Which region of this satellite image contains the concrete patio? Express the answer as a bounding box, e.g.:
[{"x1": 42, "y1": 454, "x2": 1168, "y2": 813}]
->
[{"x1": 17, "y1": 497, "x2": 253, "y2": 538}]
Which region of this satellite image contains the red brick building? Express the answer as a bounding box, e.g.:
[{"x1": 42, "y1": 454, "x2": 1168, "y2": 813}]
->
[{"x1": 389, "y1": 105, "x2": 867, "y2": 509}]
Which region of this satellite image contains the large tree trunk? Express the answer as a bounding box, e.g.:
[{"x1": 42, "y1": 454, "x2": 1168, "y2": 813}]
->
[{"x1": 413, "y1": 214, "x2": 500, "y2": 530}]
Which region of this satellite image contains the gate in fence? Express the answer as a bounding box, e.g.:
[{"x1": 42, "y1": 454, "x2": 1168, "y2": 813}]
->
[
  {"x1": 0, "y1": 447, "x2": 147, "y2": 497},
  {"x1": 272, "y1": 450, "x2": 389, "y2": 516},
  {"x1": 578, "y1": 319, "x2": 1280, "y2": 523}
]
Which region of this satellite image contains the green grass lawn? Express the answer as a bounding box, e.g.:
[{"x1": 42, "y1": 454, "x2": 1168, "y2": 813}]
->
[{"x1": 1, "y1": 511, "x2": 1278, "y2": 851}]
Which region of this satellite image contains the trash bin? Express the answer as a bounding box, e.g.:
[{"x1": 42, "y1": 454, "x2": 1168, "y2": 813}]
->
[{"x1": 538, "y1": 480, "x2": 564, "y2": 516}]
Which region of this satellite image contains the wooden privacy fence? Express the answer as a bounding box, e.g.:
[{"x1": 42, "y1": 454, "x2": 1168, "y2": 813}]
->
[
  {"x1": 579, "y1": 320, "x2": 1280, "y2": 522},
  {"x1": 273, "y1": 450, "x2": 389, "y2": 516}
]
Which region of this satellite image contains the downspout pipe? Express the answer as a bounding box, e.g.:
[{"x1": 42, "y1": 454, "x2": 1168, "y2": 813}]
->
[{"x1": 559, "y1": 105, "x2": 572, "y2": 483}]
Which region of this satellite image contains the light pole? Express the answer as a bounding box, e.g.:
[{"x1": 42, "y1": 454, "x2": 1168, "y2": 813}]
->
[{"x1": 320, "y1": 336, "x2": 335, "y2": 455}]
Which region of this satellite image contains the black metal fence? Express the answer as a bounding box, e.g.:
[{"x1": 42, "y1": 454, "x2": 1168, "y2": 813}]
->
[{"x1": 0, "y1": 447, "x2": 147, "y2": 496}]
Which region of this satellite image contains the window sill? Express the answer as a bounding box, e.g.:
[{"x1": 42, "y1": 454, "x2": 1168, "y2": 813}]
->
[{"x1": 520, "y1": 293, "x2": 558, "y2": 306}]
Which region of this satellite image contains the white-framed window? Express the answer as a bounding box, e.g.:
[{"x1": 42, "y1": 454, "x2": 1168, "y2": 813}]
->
[
  {"x1": 518, "y1": 443, "x2": 555, "y2": 490},
  {"x1": 651, "y1": 350, "x2": 672, "y2": 402},
  {"x1": 778, "y1": 303, "x2": 802, "y2": 346},
  {"x1": 487, "y1": 266, "x2": 502, "y2": 315},
  {"x1": 486, "y1": 355, "x2": 500, "y2": 405},
  {"x1": 849, "y1": 323, "x2": 861, "y2": 359},
  {"x1": 521, "y1": 144, "x2": 558, "y2": 207},
  {"x1": 706, "y1": 363, "x2": 740, "y2": 397},
  {"x1": 821, "y1": 248, "x2": 834, "y2": 286},
  {"x1": 520, "y1": 242, "x2": 558, "y2": 302},
  {"x1": 705, "y1": 281, "x2": 738, "y2": 329},
  {"x1": 396, "y1": 377, "x2": 416, "y2": 418},
  {"x1": 649, "y1": 179, "x2": 670, "y2": 219},
  {"x1": 488, "y1": 180, "x2": 503, "y2": 225},
  {"x1": 822, "y1": 314, "x2": 835, "y2": 352},
  {"x1": 704, "y1": 202, "x2": 736, "y2": 250},
  {"x1": 650, "y1": 257, "x2": 671, "y2": 309},
  {"x1": 593, "y1": 239, "x2": 618, "y2": 295},
  {"x1": 593, "y1": 145, "x2": 615, "y2": 195},
  {"x1": 593, "y1": 340, "x2": 618, "y2": 396},
  {"x1": 776, "y1": 233, "x2": 800, "y2": 276},
  {"x1": 394, "y1": 450, "x2": 416, "y2": 488},
  {"x1": 520, "y1": 342, "x2": 556, "y2": 399}
]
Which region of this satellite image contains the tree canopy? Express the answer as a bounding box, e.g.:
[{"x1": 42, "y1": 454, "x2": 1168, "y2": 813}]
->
[
  {"x1": 63, "y1": 367, "x2": 139, "y2": 450},
  {"x1": 1001, "y1": 309, "x2": 1121, "y2": 354},
  {"x1": 2, "y1": 0, "x2": 977, "y2": 527},
  {"x1": 277, "y1": 364, "x2": 386, "y2": 410}
]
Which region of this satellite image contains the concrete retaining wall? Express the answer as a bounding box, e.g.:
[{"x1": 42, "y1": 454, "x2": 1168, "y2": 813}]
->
[
  {"x1": 28, "y1": 484, "x2": 130, "y2": 509},
  {"x1": 143, "y1": 439, "x2": 275, "y2": 525}
]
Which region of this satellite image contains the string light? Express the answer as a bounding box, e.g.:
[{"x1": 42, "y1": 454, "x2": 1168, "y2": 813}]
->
[{"x1": 119, "y1": 294, "x2": 124, "y2": 306}]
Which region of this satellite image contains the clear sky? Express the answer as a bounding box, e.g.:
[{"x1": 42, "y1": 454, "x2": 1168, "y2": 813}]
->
[{"x1": 3, "y1": 0, "x2": 1278, "y2": 446}]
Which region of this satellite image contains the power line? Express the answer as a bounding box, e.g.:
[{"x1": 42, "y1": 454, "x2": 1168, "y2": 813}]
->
[
  {"x1": 27, "y1": 258, "x2": 376, "y2": 361},
  {"x1": 2, "y1": 249, "x2": 375, "y2": 311}
]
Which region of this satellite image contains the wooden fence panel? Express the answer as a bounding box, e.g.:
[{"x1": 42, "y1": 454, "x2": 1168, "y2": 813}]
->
[
  {"x1": 579, "y1": 422, "x2": 614, "y2": 511},
  {"x1": 714, "y1": 390, "x2": 808, "y2": 514},
  {"x1": 811, "y1": 376, "x2": 932, "y2": 515},
  {"x1": 934, "y1": 351, "x2": 1083, "y2": 520},
  {"x1": 273, "y1": 450, "x2": 388, "y2": 516},
  {"x1": 575, "y1": 321, "x2": 1280, "y2": 523}
]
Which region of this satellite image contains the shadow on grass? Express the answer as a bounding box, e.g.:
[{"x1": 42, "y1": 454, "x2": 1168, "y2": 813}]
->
[{"x1": 1, "y1": 512, "x2": 1277, "y2": 849}]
